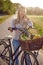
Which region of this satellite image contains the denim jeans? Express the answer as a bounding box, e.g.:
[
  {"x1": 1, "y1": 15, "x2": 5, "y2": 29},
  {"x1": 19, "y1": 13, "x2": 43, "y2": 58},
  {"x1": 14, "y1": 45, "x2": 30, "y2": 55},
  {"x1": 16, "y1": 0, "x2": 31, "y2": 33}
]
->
[{"x1": 12, "y1": 39, "x2": 32, "y2": 65}]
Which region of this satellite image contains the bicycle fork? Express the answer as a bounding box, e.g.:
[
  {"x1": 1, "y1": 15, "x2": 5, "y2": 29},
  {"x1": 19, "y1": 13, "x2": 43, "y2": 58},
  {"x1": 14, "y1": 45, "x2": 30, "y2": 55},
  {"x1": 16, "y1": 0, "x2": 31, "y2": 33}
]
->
[{"x1": 8, "y1": 39, "x2": 14, "y2": 65}]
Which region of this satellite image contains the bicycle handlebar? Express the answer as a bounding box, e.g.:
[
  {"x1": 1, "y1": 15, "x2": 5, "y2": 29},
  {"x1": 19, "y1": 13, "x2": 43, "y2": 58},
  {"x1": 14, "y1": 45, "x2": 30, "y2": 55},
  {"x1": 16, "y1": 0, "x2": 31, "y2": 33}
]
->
[
  {"x1": 8, "y1": 27, "x2": 35, "y2": 37},
  {"x1": 12, "y1": 27, "x2": 29, "y2": 37}
]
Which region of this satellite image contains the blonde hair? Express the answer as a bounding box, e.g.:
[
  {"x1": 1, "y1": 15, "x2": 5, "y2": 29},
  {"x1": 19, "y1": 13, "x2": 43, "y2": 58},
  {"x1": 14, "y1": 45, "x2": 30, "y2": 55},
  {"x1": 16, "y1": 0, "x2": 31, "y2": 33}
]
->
[
  {"x1": 15, "y1": 6, "x2": 28, "y2": 24},
  {"x1": 18, "y1": 6, "x2": 26, "y2": 19}
]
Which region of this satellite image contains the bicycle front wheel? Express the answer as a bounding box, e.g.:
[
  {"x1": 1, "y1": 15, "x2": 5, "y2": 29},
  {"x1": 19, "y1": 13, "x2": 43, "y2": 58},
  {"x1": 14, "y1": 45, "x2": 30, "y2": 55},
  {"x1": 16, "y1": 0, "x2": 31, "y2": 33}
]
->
[
  {"x1": 21, "y1": 50, "x2": 39, "y2": 65},
  {"x1": 0, "y1": 40, "x2": 11, "y2": 65}
]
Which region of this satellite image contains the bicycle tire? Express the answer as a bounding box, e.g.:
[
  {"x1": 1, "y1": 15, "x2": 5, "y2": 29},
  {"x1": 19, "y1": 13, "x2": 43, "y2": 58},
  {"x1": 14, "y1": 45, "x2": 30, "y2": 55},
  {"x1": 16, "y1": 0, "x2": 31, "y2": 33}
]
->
[
  {"x1": 0, "y1": 40, "x2": 13, "y2": 65},
  {"x1": 21, "y1": 50, "x2": 39, "y2": 65}
]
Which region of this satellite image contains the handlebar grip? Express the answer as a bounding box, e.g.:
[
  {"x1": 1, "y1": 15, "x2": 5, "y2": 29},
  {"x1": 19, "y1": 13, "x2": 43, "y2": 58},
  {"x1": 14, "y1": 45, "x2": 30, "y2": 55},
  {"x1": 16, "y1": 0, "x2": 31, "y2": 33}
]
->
[
  {"x1": 12, "y1": 27, "x2": 17, "y2": 30},
  {"x1": 8, "y1": 28, "x2": 10, "y2": 30},
  {"x1": 8, "y1": 28, "x2": 9, "y2": 30},
  {"x1": 8, "y1": 27, "x2": 17, "y2": 31}
]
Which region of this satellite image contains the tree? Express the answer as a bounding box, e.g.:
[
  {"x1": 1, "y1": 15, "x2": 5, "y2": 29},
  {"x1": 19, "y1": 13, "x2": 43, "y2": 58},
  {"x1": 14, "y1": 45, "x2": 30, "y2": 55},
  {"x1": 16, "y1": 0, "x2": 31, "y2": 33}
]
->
[
  {"x1": 0, "y1": 0, "x2": 21, "y2": 15},
  {"x1": 27, "y1": 7, "x2": 43, "y2": 15}
]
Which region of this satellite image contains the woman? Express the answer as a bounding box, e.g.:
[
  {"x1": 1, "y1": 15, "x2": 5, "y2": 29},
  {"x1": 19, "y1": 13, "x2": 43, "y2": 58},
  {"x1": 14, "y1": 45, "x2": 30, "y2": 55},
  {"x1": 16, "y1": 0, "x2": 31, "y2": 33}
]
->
[{"x1": 8, "y1": 6, "x2": 33, "y2": 65}]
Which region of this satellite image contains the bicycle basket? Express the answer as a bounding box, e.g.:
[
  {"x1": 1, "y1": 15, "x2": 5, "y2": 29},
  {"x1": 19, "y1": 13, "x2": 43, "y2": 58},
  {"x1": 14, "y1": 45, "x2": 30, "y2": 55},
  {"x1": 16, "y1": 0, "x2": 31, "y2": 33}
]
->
[{"x1": 19, "y1": 36, "x2": 43, "y2": 51}]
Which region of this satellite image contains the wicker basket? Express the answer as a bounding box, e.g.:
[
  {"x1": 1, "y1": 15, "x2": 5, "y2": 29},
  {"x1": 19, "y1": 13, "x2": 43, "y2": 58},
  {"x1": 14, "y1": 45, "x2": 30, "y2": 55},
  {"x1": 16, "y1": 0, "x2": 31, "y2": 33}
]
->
[{"x1": 19, "y1": 36, "x2": 43, "y2": 51}]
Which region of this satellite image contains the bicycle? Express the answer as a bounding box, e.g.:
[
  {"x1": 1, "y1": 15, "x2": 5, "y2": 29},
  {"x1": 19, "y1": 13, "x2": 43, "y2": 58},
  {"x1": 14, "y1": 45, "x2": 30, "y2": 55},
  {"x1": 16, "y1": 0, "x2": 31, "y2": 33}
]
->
[{"x1": 0, "y1": 27, "x2": 42, "y2": 65}]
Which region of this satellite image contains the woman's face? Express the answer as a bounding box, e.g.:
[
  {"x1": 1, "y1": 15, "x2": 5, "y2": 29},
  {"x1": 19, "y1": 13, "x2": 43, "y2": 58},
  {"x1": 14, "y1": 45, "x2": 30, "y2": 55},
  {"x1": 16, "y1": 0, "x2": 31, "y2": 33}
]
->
[{"x1": 19, "y1": 9, "x2": 25, "y2": 19}]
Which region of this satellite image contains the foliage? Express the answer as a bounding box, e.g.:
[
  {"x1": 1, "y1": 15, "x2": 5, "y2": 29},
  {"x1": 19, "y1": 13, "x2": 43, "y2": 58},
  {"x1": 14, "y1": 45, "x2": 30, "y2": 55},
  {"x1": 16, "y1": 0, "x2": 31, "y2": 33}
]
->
[
  {"x1": 0, "y1": 0, "x2": 21, "y2": 15},
  {"x1": 27, "y1": 7, "x2": 43, "y2": 15},
  {"x1": 0, "y1": 0, "x2": 43, "y2": 15}
]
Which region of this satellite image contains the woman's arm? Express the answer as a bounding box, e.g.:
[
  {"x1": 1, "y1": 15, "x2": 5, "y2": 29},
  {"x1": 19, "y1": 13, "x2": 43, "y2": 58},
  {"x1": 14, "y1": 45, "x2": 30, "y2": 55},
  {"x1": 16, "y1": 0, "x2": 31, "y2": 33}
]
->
[{"x1": 28, "y1": 20, "x2": 33, "y2": 28}]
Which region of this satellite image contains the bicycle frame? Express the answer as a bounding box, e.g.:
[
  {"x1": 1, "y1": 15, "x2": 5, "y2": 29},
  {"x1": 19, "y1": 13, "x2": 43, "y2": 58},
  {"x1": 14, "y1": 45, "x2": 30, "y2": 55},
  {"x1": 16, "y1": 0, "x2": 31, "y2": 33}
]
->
[{"x1": 8, "y1": 39, "x2": 22, "y2": 65}]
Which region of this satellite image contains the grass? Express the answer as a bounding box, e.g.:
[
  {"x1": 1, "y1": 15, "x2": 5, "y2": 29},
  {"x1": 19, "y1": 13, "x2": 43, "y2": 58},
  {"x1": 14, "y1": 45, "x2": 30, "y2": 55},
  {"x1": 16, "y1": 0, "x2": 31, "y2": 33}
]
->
[
  {"x1": 0, "y1": 15, "x2": 10, "y2": 24},
  {"x1": 28, "y1": 15, "x2": 43, "y2": 36}
]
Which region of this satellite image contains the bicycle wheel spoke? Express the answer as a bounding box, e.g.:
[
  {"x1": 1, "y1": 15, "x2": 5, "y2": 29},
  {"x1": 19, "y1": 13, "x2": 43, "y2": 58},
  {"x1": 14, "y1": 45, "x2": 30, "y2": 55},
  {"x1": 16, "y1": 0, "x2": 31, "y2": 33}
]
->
[
  {"x1": 1, "y1": 47, "x2": 6, "y2": 55},
  {"x1": 2, "y1": 46, "x2": 9, "y2": 56},
  {"x1": 4, "y1": 49, "x2": 9, "y2": 55},
  {"x1": 0, "y1": 53, "x2": 9, "y2": 65},
  {"x1": 0, "y1": 40, "x2": 10, "y2": 65},
  {"x1": 1, "y1": 54, "x2": 9, "y2": 60}
]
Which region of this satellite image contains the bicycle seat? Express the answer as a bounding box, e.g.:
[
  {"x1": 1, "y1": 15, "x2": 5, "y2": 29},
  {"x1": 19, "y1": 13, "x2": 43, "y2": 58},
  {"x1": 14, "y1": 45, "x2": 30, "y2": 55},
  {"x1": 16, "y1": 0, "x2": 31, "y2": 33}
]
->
[{"x1": 3, "y1": 35, "x2": 12, "y2": 40}]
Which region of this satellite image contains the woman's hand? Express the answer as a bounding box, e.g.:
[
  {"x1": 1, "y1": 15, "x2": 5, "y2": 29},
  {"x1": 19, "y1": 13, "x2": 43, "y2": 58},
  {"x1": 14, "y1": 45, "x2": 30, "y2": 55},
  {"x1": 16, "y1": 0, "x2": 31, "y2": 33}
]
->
[{"x1": 8, "y1": 27, "x2": 13, "y2": 32}]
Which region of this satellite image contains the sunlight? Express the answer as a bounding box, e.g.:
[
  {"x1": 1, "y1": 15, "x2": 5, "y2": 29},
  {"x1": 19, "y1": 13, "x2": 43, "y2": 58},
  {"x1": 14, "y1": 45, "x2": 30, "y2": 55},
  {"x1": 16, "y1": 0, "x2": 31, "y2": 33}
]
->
[{"x1": 10, "y1": 0, "x2": 43, "y2": 9}]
